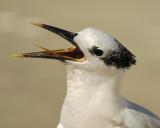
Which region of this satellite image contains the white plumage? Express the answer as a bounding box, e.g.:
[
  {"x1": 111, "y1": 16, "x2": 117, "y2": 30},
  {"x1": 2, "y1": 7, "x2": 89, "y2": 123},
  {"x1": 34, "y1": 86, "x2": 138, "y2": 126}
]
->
[
  {"x1": 57, "y1": 28, "x2": 160, "y2": 128},
  {"x1": 14, "y1": 24, "x2": 160, "y2": 128}
]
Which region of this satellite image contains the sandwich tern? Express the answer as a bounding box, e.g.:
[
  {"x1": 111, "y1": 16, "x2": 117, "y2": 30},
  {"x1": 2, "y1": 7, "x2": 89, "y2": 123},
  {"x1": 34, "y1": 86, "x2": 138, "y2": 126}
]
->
[{"x1": 13, "y1": 23, "x2": 160, "y2": 128}]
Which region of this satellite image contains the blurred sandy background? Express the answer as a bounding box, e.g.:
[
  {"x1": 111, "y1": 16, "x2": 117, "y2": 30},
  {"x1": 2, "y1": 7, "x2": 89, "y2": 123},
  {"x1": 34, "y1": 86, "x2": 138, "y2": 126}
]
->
[{"x1": 0, "y1": 0, "x2": 160, "y2": 128}]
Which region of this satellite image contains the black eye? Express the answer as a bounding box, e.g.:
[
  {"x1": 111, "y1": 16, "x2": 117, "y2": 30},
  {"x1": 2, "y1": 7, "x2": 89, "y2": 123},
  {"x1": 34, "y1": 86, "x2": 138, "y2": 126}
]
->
[{"x1": 92, "y1": 46, "x2": 103, "y2": 56}]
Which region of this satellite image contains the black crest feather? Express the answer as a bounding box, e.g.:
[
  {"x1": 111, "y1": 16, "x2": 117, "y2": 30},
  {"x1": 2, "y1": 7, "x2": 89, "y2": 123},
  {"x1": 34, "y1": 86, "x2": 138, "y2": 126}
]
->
[{"x1": 102, "y1": 39, "x2": 136, "y2": 69}]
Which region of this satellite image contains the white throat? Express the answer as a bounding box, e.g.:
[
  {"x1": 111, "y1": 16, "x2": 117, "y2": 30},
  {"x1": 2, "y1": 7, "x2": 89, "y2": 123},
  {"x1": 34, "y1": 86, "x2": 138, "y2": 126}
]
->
[{"x1": 59, "y1": 65, "x2": 126, "y2": 128}]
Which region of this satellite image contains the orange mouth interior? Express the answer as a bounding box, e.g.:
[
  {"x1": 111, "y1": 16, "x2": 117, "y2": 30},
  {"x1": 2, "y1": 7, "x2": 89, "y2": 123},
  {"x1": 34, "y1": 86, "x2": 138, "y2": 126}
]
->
[{"x1": 37, "y1": 45, "x2": 86, "y2": 62}]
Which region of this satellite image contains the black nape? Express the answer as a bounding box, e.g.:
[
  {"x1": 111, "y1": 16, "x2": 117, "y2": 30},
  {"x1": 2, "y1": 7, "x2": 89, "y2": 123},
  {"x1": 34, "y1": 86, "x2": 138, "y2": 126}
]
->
[{"x1": 102, "y1": 39, "x2": 136, "y2": 69}]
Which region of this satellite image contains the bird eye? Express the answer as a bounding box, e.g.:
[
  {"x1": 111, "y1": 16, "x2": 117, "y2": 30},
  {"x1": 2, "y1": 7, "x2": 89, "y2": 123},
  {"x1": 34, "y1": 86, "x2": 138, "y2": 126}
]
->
[{"x1": 92, "y1": 46, "x2": 103, "y2": 56}]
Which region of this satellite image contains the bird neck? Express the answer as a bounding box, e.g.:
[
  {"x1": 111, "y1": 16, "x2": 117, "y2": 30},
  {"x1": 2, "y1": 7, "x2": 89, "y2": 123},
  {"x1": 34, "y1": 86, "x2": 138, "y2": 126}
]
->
[
  {"x1": 60, "y1": 65, "x2": 126, "y2": 126},
  {"x1": 65, "y1": 65, "x2": 124, "y2": 103}
]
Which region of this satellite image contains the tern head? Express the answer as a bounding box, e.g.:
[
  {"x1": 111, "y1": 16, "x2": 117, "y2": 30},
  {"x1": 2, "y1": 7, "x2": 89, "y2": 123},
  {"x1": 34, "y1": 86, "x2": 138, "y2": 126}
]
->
[{"x1": 13, "y1": 23, "x2": 136, "y2": 71}]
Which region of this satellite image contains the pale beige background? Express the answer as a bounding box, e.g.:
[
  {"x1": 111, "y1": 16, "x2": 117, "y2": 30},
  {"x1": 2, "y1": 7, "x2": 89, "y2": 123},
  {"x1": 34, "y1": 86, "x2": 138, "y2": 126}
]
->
[{"x1": 0, "y1": 0, "x2": 160, "y2": 128}]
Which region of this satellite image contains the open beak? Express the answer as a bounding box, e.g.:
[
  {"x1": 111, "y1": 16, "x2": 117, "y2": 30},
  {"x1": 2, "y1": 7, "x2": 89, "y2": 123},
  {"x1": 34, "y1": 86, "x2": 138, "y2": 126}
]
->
[{"x1": 12, "y1": 23, "x2": 86, "y2": 62}]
